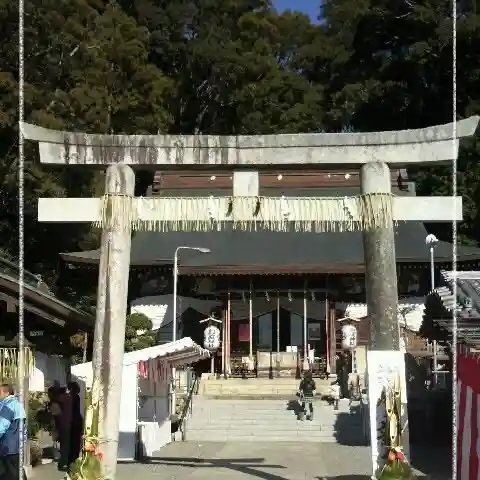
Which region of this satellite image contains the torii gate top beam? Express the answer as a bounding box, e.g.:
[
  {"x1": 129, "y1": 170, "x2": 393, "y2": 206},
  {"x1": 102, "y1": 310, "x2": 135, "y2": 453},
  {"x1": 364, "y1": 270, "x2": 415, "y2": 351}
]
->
[{"x1": 20, "y1": 117, "x2": 479, "y2": 168}]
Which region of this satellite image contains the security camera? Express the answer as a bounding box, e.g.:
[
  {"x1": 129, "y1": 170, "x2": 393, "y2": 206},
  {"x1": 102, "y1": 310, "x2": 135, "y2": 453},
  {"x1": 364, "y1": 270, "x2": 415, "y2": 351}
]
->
[{"x1": 425, "y1": 234, "x2": 439, "y2": 247}]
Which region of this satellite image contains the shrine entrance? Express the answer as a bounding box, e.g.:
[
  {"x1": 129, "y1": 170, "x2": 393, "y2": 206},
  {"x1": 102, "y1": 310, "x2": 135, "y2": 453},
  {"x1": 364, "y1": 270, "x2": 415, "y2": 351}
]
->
[{"x1": 22, "y1": 116, "x2": 478, "y2": 477}]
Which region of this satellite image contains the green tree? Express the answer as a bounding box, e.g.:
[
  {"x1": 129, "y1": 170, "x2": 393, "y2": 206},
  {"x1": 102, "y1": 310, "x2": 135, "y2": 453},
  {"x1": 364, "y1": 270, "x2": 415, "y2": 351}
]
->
[
  {"x1": 312, "y1": 0, "x2": 480, "y2": 244},
  {"x1": 125, "y1": 313, "x2": 156, "y2": 352},
  {"x1": 124, "y1": 0, "x2": 324, "y2": 134},
  {"x1": 0, "y1": 0, "x2": 172, "y2": 305}
]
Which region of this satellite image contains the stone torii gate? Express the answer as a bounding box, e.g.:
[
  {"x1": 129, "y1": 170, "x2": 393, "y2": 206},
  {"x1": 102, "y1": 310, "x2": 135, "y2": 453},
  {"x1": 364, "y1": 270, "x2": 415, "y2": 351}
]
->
[{"x1": 21, "y1": 117, "x2": 478, "y2": 477}]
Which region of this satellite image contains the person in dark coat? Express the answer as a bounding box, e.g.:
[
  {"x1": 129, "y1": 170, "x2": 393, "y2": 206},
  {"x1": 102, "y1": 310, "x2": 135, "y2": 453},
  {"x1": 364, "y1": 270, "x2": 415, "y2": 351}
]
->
[
  {"x1": 56, "y1": 387, "x2": 71, "y2": 471},
  {"x1": 67, "y1": 382, "x2": 83, "y2": 466},
  {"x1": 298, "y1": 371, "x2": 316, "y2": 421},
  {"x1": 336, "y1": 352, "x2": 350, "y2": 399}
]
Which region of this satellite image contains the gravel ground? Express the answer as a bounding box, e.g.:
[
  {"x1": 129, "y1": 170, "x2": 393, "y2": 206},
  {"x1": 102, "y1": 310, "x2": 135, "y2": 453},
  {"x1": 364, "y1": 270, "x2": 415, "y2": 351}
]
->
[{"x1": 32, "y1": 441, "x2": 452, "y2": 480}]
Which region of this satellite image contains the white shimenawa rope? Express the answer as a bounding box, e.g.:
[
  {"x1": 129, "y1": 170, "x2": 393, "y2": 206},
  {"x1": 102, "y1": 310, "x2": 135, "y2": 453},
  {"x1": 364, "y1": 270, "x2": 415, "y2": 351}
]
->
[
  {"x1": 18, "y1": 0, "x2": 26, "y2": 475},
  {"x1": 451, "y1": 0, "x2": 458, "y2": 478},
  {"x1": 95, "y1": 193, "x2": 395, "y2": 233}
]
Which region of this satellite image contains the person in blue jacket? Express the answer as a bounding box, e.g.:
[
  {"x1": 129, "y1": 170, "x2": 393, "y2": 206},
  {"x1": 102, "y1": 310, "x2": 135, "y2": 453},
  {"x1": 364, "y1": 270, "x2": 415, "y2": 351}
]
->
[{"x1": 0, "y1": 383, "x2": 26, "y2": 480}]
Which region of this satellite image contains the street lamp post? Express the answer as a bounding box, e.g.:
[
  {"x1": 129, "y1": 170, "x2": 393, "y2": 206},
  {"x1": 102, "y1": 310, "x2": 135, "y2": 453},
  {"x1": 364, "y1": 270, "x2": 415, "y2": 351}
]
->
[
  {"x1": 171, "y1": 246, "x2": 210, "y2": 416},
  {"x1": 426, "y1": 234, "x2": 438, "y2": 387}
]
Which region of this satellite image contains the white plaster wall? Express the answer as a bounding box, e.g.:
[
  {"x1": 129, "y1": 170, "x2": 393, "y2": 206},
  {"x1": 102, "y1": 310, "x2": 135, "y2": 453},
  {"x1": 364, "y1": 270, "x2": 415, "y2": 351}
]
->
[{"x1": 29, "y1": 352, "x2": 68, "y2": 392}]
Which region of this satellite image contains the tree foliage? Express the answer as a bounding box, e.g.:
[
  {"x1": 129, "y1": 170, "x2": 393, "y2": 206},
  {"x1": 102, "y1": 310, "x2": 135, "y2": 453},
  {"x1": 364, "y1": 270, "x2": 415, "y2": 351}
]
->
[
  {"x1": 1, "y1": 0, "x2": 480, "y2": 313},
  {"x1": 125, "y1": 313, "x2": 155, "y2": 352}
]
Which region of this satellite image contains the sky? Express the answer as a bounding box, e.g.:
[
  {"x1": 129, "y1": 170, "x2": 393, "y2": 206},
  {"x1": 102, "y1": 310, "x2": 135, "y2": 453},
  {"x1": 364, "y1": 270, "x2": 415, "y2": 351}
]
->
[{"x1": 273, "y1": 0, "x2": 319, "y2": 23}]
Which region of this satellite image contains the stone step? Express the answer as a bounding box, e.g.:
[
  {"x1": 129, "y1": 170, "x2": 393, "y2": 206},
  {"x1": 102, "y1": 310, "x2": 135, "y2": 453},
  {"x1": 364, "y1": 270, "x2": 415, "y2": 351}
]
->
[
  {"x1": 199, "y1": 378, "x2": 333, "y2": 397},
  {"x1": 184, "y1": 431, "x2": 364, "y2": 443},
  {"x1": 190, "y1": 405, "x2": 355, "y2": 416},
  {"x1": 184, "y1": 397, "x2": 365, "y2": 444},
  {"x1": 186, "y1": 423, "x2": 356, "y2": 433}
]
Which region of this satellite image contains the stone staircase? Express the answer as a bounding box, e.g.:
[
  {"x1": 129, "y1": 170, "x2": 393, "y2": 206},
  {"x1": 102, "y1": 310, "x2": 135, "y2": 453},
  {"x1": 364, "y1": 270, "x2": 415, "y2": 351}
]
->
[
  {"x1": 184, "y1": 397, "x2": 366, "y2": 444},
  {"x1": 199, "y1": 376, "x2": 332, "y2": 398}
]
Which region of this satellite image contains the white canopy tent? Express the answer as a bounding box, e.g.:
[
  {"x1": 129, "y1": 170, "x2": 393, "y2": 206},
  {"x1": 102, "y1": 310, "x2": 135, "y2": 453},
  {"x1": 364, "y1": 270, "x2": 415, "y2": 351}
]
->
[
  {"x1": 71, "y1": 337, "x2": 209, "y2": 460},
  {"x1": 130, "y1": 295, "x2": 221, "y2": 330}
]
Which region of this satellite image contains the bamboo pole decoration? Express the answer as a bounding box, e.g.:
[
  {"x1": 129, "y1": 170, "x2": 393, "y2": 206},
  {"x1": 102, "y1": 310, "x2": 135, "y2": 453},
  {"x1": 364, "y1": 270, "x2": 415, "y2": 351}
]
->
[
  {"x1": 276, "y1": 292, "x2": 280, "y2": 353},
  {"x1": 249, "y1": 281, "x2": 253, "y2": 359},
  {"x1": 0, "y1": 348, "x2": 35, "y2": 380}
]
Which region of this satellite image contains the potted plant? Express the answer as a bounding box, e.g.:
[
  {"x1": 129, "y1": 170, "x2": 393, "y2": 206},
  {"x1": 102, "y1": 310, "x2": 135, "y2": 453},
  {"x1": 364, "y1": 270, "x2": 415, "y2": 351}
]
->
[{"x1": 28, "y1": 393, "x2": 45, "y2": 467}]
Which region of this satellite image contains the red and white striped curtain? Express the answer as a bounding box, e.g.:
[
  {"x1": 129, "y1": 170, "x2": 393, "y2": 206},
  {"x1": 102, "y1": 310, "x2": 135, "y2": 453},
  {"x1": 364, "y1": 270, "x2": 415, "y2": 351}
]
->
[{"x1": 457, "y1": 346, "x2": 480, "y2": 480}]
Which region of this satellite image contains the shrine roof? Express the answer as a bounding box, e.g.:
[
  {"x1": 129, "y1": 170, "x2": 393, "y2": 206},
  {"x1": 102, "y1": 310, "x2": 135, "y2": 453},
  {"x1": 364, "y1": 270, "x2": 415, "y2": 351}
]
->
[
  {"x1": 61, "y1": 186, "x2": 480, "y2": 274},
  {"x1": 0, "y1": 256, "x2": 94, "y2": 331},
  {"x1": 429, "y1": 271, "x2": 480, "y2": 344}
]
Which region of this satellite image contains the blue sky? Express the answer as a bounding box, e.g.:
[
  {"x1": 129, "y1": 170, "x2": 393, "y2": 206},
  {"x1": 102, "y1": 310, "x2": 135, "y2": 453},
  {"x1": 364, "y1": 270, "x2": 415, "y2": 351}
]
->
[{"x1": 273, "y1": 0, "x2": 319, "y2": 22}]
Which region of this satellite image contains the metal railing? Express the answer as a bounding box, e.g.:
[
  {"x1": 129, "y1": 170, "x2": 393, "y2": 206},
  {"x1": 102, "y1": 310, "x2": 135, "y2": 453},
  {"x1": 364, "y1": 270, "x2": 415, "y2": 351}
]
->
[{"x1": 176, "y1": 370, "x2": 198, "y2": 441}]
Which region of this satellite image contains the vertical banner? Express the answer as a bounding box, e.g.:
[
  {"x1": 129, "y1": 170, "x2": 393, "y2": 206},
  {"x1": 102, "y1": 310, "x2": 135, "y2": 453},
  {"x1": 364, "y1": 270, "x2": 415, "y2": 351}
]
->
[
  {"x1": 366, "y1": 350, "x2": 410, "y2": 476},
  {"x1": 238, "y1": 324, "x2": 250, "y2": 342},
  {"x1": 457, "y1": 347, "x2": 480, "y2": 480}
]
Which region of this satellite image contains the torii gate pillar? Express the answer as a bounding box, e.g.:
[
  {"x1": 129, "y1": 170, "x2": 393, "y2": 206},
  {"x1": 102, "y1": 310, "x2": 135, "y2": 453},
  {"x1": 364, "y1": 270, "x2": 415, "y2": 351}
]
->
[
  {"x1": 89, "y1": 165, "x2": 134, "y2": 477},
  {"x1": 361, "y1": 162, "x2": 400, "y2": 351}
]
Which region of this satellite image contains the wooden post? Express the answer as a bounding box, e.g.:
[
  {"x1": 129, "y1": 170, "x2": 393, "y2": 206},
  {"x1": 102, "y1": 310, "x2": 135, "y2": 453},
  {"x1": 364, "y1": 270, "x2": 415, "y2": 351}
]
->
[
  {"x1": 329, "y1": 303, "x2": 337, "y2": 375},
  {"x1": 276, "y1": 292, "x2": 280, "y2": 353},
  {"x1": 91, "y1": 165, "x2": 135, "y2": 479},
  {"x1": 302, "y1": 288, "x2": 309, "y2": 371},
  {"x1": 82, "y1": 332, "x2": 88, "y2": 363},
  {"x1": 325, "y1": 300, "x2": 330, "y2": 374},
  {"x1": 249, "y1": 281, "x2": 253, "y2": 359},
  {"x1": 226, "y1": 292, "x2": 231, "y2": 375},
  {"x1": 221, "y1": 307, "x2": 225, "y2": 377}
]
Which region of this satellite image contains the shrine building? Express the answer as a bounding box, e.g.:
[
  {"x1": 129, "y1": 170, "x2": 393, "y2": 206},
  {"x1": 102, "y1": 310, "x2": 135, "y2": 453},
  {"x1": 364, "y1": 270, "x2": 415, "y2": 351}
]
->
[{"x1": 63, "y1": 169, "x2": 480, "y2": 378}]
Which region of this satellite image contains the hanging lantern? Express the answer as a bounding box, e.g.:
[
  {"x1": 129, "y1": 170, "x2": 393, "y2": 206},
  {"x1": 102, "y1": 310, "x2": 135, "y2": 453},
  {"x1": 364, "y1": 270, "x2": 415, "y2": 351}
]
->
[
  {"x1": 204, "y1": 324, "x2": 221, "y2": 351},
  {"x1": 341, "y1": 323, "x2": 358, "y2": 350}
]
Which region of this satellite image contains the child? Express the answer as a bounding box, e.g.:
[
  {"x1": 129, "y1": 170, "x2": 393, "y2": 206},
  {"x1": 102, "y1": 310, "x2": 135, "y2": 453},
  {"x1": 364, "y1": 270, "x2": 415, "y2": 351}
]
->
[
  {"x1": 328, "y1": 381, "x2": 340, "y2": 411},
  {"x1": 298, "y1": 371, "x2": 316, "y2": 421}
]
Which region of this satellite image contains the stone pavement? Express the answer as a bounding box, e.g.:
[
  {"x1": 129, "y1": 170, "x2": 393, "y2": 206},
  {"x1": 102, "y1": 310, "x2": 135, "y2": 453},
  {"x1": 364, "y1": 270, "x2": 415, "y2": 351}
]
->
[{"x1": 32, "y1": 441, "x2": 451, "y2": 480}]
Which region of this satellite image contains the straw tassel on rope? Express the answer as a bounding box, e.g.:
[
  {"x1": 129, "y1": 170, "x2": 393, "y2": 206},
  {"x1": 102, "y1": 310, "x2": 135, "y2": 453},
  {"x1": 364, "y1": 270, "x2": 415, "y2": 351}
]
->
[{"x1": 94, "y1": 192, "x2": 394, "y2": 233}]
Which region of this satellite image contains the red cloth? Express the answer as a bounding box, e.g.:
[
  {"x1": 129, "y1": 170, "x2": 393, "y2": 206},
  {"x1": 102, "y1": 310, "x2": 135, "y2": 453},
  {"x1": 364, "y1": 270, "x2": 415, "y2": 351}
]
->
[
  {"x1": 238, "y1": 324, "x2": 250, "y2": 342},
  {"x1": 457, "y1": 347, "x2": 480, "y2": 479}
]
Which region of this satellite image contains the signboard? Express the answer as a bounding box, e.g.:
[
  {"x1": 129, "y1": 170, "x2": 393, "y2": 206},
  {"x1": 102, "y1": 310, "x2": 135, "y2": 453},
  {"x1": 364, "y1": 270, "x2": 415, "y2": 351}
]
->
[
  {"x1": 341, "y1": 324, "x2": 357, "y2": 350},
  {"x1": 203, "y1": 325, "x2": 220, "y2": 351},
  {"x1": 366, "y1": 350, "x2": 409, "y2": 477}
]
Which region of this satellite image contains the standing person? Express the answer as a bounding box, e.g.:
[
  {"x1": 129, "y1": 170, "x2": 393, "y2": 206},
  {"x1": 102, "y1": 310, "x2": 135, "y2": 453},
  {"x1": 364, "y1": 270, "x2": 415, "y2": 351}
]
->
[
  {"x1": 56, "y1": 387, "x2": 72, "y2": 471},
  {"x1": 67, "y1": 382, "x2": 83, "y2": 466},
  {"x1": 47, "y1": 386, "x2": 62, "y2": 461},
  {"x1": 336, "y1": 352, "x2": 350, "y2": 399},
  {"x1": 0, "y1": 383, "x2": 26, "y2": 480},
  {"x1": 298, "y1": 371, "x2": 316, "y2": 421}
]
